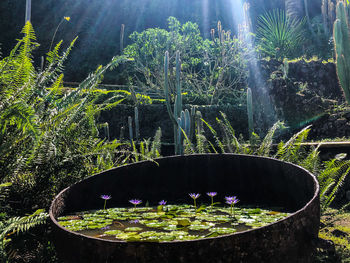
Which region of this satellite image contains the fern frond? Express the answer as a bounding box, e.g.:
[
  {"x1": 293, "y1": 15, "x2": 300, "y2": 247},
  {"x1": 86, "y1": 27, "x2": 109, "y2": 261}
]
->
[
  {"x1": 274, "y1": 125, "x2": 311, "y2": 162},
  {"x1": 256, "y1": 121, "x2": 283, "y2": 156},
  {"x1": 201, "y1": 118, "x2": 225, "y2": 153},
  {"x1": 0, "y1": 210, "x2": 47, "y2": 241},
  {"x1": 150, "y1": 128, "x2": 162, "y2": 158}
]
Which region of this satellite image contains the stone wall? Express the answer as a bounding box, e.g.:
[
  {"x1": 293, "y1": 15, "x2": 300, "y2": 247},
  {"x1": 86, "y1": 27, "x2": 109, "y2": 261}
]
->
[
  {"x1": 259, "y1": 59, "x2": 343, "y2": 130},
  {"x1": 99, "y1": 104, "x2": 247, "y2": 143}
]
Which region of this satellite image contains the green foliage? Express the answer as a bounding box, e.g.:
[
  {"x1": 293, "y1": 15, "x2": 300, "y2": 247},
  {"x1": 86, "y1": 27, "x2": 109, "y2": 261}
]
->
[
  {"x1": 193, "y1": 116, "x2": 349, "y2": 211},
  {"x1": 0, "y1": 207, "x2": 47, "y2": 262},
  {"x1": 0, "y1": 210, "x2": 48, "y2": 242},
  {"x1": 0, "y1": 22, "x2": 130, "y2": 212},
  {"x1": 128, "y1": 128, "x2": 162, "y2": 162},
  {"x1": 163, "y1": 50, "x2": 189, "y2": 155},
  {"x1": 123, "y1": 17, "x2": 249, "y2": 105},
  {"x1": 334, "y1": 0, "x2": 350, "y2": 104},
  {"x1": 256, "y1": 9, "x2": 306, "y2": 59}
]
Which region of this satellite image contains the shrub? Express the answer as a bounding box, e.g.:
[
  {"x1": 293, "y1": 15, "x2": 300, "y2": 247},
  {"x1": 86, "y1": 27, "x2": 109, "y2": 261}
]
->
[{"x1": 123, "y1": 17, "x2": 249, "y2": 105}]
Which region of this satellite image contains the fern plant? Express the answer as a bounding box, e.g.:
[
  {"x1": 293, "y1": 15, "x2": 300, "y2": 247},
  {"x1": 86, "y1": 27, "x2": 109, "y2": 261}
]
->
[
  {"x1": 0, "y1": 210, "x2": 48, "y2": 243},
  {"x1": 0, "y1": 22, "x2": 130, "y2": 212},
  {"x1": 195, "y1": 115, "x2": 350, "y2": 211}
]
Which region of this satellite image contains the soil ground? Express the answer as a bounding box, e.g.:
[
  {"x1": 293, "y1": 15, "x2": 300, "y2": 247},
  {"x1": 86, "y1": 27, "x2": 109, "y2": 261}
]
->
[{"x1": 315, "y1": 209, "x2": 350, "y2": 262}]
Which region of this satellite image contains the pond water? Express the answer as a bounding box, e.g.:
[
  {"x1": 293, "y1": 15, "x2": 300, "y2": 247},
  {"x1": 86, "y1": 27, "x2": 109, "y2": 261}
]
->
[{"x1": 57, "y1": 205, "x2": 290, "y2": 242}]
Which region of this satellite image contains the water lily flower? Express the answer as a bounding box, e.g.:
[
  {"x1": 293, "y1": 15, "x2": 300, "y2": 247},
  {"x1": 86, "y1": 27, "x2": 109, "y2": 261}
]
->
[
  {"x1": 225, "y1": 196, "x2": 239, "y2": 216},
  {"x1": 101, "y1": 195, "x2": 111, "y2": 210},
  {"x1": 207, "y1": 192, "x2": 217, "y2": 207},
  {"x1": 189, "y1": 193, "x2": 200, "y2": 209},
  {"x1": 129, "y1": 219, "x2": 140, "y2": 224},
  {"x1": 159, "y1": 200, "x2": 167, "y2": 206},
  {"x1": 129, "y1": 199, "x2": 142, "y2": 208},
  {"x1": 101, "y1": 195, "x2": 112, "y2": 200}
]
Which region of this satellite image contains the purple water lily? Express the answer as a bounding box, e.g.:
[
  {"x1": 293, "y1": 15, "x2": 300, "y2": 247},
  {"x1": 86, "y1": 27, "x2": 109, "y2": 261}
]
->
[
  {"x1": 159, "y1": 200, "x2": 167, "y2": 206},
  {"x1": 101, "y1": 195, "x2": 111, "y2": 210},
  {"x1": 189, "y1": 193, "x2": 200, "y2": 209},
  {"x1": 129, "y1": 219, "x2": 140, "y2": 224},
  {"x1": 225, "y1": 196, "x2": 239, "y2": 216},
  {"x1": 189, "y1": 193, "x2": 200, "y2": 199},
  {"x1": 207, "y1": 192, "x2": 217, "y2": 207},
  {"x1": 129, "y1": 199, "x2": 142, "y2": 208},
  {"x1": 101, "y1": 195, "x2": 111, "y2": 200},
  {"x1": 225, "y1": 196, "x2": 239, "y2": 205}
]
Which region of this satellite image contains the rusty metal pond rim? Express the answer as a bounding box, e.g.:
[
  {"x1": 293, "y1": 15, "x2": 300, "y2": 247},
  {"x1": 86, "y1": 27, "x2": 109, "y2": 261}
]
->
[{"x1": 49, "y1": 153, "x2": 320, "y2": 244}]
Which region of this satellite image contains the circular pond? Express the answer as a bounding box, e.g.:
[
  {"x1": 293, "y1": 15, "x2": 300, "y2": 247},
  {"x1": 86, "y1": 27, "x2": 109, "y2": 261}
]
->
[{"x1": 49, "y1": 154, "x2": 320, "y2": 263}]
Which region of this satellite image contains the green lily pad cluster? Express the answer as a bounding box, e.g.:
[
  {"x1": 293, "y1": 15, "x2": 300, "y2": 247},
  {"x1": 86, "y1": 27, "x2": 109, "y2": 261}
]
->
[{"x1": 57, "y1": 205, "x2": 290, "y2": 242}]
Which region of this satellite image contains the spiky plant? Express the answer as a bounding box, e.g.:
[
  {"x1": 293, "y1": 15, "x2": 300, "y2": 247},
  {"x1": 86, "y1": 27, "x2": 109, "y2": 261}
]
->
[
  {"x1": 195, "y1": 115, "x2": 350, "y2": 211},
  {"x1": 0, "y1": 22, "x2": 130, "y2": 211},
  {"x1": 256, "y1": 9, "x2": 306, "y2": 59}
]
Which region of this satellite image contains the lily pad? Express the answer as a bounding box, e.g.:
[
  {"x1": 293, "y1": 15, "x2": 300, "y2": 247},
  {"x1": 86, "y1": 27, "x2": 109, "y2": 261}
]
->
[
  {"x1": 210, "y1": 227, "x2": 236, "y2": 235},
  {"x1": 104, "y1": 230, "x2": 123, "y2": 235},
  {"x1": 125, "y1": 227, "x2": 143, "y2": 232},
  {"x1": 116, "y1": 232, "x2": 139, "y2": 240},
  {"x1": 177, "y1": 219, "x2": 191, "y2": 227},
  {"x1": 58, "y1": 204, "x2": 291, "y2": 242},
  {"x1": 188, "y1": 224, "x2": 211, "y2": 231}
]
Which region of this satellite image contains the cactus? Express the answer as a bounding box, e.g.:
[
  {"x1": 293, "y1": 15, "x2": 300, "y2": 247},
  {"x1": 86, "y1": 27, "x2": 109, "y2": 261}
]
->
[
  {"x1": 334, "y1": 1, "x2": 350, "y2": 104},
  {"x1": 134, "y1": 106, "x2": 140, "y2": 141},
  {"x1": 175, "y1": 51, "x2": 182, "y2": 119},
  {"x1": 184, "y1": 109, "x2": 191, "y2": 137},
  {"x1": 164, "y1": 50, "x2": 187, "y2": 155},
  {"x1": 25, "y1": 0, "x2": 31, "y2": 23},
  {"x1": 103, "y1": 122, "x2": 110, "y2": 141},
  {"x1": 322, "y1": 0, "x2": 336, "y2": 37},
  {"x1": 120, "y1": 126, "x2": 125, "y2": 141},
  {"x1": 120, "y1": 24, "x2": 125, "y2": 54},
  {"x1": 196, "y1": 111, "x2": 203, "y2": 136},
  {"x1": 247, "y1": 87, "x2": 254, "y2": 140},
  {"x1": 175, "y1": 109, "x2": 193, "y2": 155},
  {"x1": 163, "y1": 51, "x2": 197, "y2": 155},
  {"x1": 189, "y1": 106, "x2": 196, "y2": 141},
  {"x1": 128, "y1": 116, "x2": 133, "y2": 142}
]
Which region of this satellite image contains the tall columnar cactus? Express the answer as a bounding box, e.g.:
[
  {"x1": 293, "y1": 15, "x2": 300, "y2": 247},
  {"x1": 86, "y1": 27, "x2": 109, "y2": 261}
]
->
[
  {"x1": 196, "y1": 111, "x2": 203, "y2": 136},
  {"x1": 120, "y1": 126, "x2": 125, "y2": 141},
  {"x1": 25, "y1": 0, "x2": 31, "y2": 23},
  {"x1": 134, "y1": 106, "x2": 140, "y2": 141},
  {"x1": 127, "y1": 107, "x2": 140, "y2": 143},
  {"x1": 128, "y1": 116, "x2": 133, "y2": 142},
  {"x1": 103, "y1": 122, "x2": 110, "y2": 141},
  {"x1": 164, "y1": 50, "x2": 189, "y2": 155},
  {"x1": 322, "y1": 0, "x2": 336, "y2": 37},
  {"x1": 334, "y1": 1, "x2": 350, "y2": 104},
  {"x1": 175, "y1": 109, "x2": 193, "y2": 155},
  {"x1": 120, "y1": 24, "x2": 125, "y2": 54},
  {"x1": 189, "y1": 106, "x2": 196, "y2": 141},
  {"x1": 247, "y1": 87, "x2": 254, "y2": 140}
]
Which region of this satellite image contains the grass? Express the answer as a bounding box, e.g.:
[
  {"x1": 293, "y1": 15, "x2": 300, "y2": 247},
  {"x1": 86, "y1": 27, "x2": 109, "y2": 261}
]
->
[{"x1": 315, "y1": 208, "x2": 350, "y2": 262}]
